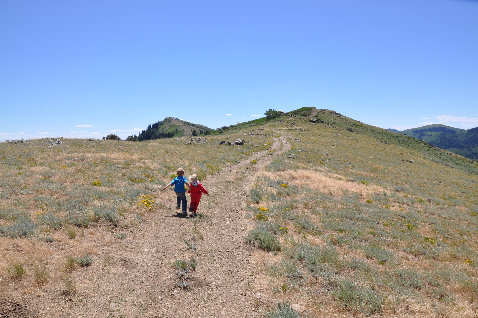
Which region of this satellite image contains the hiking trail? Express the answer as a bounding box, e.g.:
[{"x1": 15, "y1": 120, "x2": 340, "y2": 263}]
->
[{"x1": 30, "y1": 135, "x2": 291, "y2": 317}]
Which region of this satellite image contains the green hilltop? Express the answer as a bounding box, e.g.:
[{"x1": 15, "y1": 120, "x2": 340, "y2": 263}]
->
[
  {"x1": 401, "y1": 124, "x2": 478, "y2": 160},
  {"x1": 128, "y1": 117, "x2": 213, "y2": 141},
  {"x1": 219, "y1": 107, "x2": 478, "y2": 174},
  {"x1": 130, "y1": 107, "x2": 478, "y2": 171}
]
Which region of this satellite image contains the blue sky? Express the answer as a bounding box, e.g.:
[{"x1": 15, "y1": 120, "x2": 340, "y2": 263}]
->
[{"x1": 1, "y1": 0, "x2": 477, "y2": 140}]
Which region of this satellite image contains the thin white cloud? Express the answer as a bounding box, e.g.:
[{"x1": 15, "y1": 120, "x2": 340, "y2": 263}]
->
[
  {"x1": 0, "y1": 132, "x2": 13, "y2": 142},
  {"x1": 418, "y1": 121, "x2": 436, "y2": 126},
  {"x1": 251, "y1": 114, "x2": 261, "y2": 118},
  {"x1": 109, "y1": 128, "x2": 142, "y2": 133},
  {"x1": 389, "y1": 126, "x2": 414, "y2": 131},
  {"x1": 0, "y1": 131, "x2": 56, "y2": 141},
  {"x1": 419, "y1": 115, "x2": 478, "y2": 129},
  {"x1": 225, "y1": 113, "x2": 232, "y2": 116},
  {"x1": 436, "y1": 115, "x2": 478, "y2": 125},
  {"x1": 76, "y1": 124, "x2": 94, "y2": 128}
]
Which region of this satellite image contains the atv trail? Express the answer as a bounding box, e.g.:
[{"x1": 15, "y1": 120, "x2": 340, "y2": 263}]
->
[{"x1": 30, "y1": 136, "x2": 290, "y2": 317}]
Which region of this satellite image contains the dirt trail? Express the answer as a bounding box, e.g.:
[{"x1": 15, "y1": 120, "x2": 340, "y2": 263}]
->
[{"x1": 28, "y1": 136, "x2": 290, "y2": 318}]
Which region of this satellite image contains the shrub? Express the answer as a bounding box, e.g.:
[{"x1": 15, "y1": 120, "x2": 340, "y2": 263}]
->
[
  {"x1": 286, "y1": 242, "x2": 340, "y2": 280},
  {"x1": 389, "y1": 269, "x2": 424, "y2": 293},
  {"x1": 62, "y1": 275, "x2": 76, "y2": 296},
  {"x1": 77, "y1": 254, "x2": 92, "y2": 267},
  {"x1": 173, "y1": 259, "x2": 197, "y2": 272},
  {"x1": 254, "y1": 212, "x2": 269, "y2": 221},
  {"x1": 67, "y1": 210, "x2": 91, "y2": 227},
  {"x1": 345, "y1": 258, "x2": 372, "y2": 272},
  {"x1": 115, "y1": 233, "x2": 127, "y2": 240},
  {"x1": 293, "y1": 217, "x2": 319, "y2": 234},
  {"x1": 67, "y1": 227, "x2": 77, "y2": 239},
  {"x1": 34, "y1": 265, "x2": 49, "y2": 286},
  {"x1": 8, "y1": 263, "x2": 25, "y2": 280},
  {"x1": 402, "y1": 243, "x2": 439, "y2": 259},
  {"x1": 42, "y1": 236, "x2": 54, "y2": 243},
  {"x1": 94, "y1": 207, "x2": 119, "y2": 224},
  {"x1": 0, "y1": 216, "x2": 36, "y2": 237},
  {"x1": 334, "y1": 280, "x2": 383, "y2": 315},
  {"x1": 271, "y1": 259, "x2": 304, "y2": 285},
  {"x1": 267, "y1": 302, "x2": 303, "y2": 318},
  {"x1": 265, "y1": 109, "x2": 282, "y2": 120},
  {"x1": 65, "y1": 256, "x2": 76, "y2": 272},
  {"x1": 173, "y1": 258, "x2": 197, "y2": 289},
  {"x1": 103, "y1": 134, "x2": 121, "y2": 140},
  {"x1": 246, "y1": 224, "x2": 281, "y2": 252},
  {"x1": 126, "y1": 135, "x2": 138, "y2": 141},
  {"x1": 38, "y1": 211, "x2": 63, "y2": 230},
  {"x1": 305, "y1": 247, "x2": 339, "y2": 273},
  {"x1": 250, "y1": 188, "x2": 263, "y2": 204},
  {"x1": 364, "y1": 244, "x2": 394, "y2": 265}
]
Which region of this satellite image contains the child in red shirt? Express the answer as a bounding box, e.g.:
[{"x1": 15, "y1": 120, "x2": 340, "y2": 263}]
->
[{"x1": 187, "y1": 174, "x2": 209, "y2": 217}]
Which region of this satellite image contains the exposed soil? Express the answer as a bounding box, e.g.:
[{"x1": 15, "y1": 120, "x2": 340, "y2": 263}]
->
[
  {"x1": 0, "y1": 298, "x2": 38, "y2": 318},
  {"x1": 1, "y1": 136, "x2": 290, "y2": 318}
]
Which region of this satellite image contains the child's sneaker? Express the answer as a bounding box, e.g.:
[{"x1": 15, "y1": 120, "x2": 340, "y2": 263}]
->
[
  {"x1": 190, "y1": 212, "x2": 197, "y2": 218},
  {"x1": 176, "y1": 206, "x2": 180, "y2": 210},
  {"x1": 181, "y1": 212, "x2": 188, "y2": 218}
]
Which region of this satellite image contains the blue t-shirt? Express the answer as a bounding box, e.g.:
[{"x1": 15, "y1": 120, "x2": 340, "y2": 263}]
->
[{"x1": 171, "y1": 176, "x2": 188, "y2": 193}]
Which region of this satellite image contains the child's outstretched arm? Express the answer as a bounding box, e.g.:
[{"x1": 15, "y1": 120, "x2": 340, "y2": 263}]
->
[{"x1": 161, "y1": 182, "x2": 172, "y2": 191}]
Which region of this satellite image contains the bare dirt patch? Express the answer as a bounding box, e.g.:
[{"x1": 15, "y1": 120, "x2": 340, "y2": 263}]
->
[{"x1": 260, "y1": 169, "x2": 386, "y2": 197}]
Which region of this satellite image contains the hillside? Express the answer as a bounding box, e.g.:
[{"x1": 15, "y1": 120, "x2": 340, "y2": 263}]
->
[
  {"x1": 1, "y1": 110, "x2": 477, "y2": 317},
  {"x1": 129, "y1": 117, "x2": 213, "y2": 141},
  {"x1": 401, "y1": 125, "x2": 478, "y2": 160}
]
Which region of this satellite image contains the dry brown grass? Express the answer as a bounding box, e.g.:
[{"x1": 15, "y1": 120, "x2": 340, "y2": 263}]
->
[
  {"x1": 1, "y1": 116, "x2": 477, "y2": 317},
  {"x1": 260, "y1": 169, "x2": 387, "y2": 198}
]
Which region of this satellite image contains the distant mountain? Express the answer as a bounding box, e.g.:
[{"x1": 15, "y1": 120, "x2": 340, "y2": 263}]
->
[
  {"x1": 400, "y1": 124, "x2": 478, "y2": 160},
  {"x1": 128, "y1": 117, "x2": 213, "y2": 141}
]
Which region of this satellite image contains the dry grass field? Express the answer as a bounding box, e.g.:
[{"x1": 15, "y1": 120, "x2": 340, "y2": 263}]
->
[{"x1": 1, "y1": 112, "x2": 477, "y2": 317}]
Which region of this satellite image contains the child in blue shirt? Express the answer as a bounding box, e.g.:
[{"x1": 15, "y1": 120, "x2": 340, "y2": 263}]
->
[{"x1": 161, "y1": 168, "x2": 190, "y2": 217}]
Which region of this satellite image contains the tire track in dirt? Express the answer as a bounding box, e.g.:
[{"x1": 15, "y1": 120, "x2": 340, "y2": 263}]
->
[{"x1": 30, "y1": 135, "x2": 290, "y2": 318}]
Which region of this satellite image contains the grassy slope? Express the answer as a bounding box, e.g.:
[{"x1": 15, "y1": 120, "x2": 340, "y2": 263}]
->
[
  {"x1": 247, "y1": 115, "x2": 478, "y2": 317},
  {"x1": 1, "y1": 110, "x2": 477, "y2": 317},
  {"x1": 0, "y1": 133, "x2": 270, "y2": 233},
  {"x1": 0, "y1": 132, "x2": 272, "y2": 300}
]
